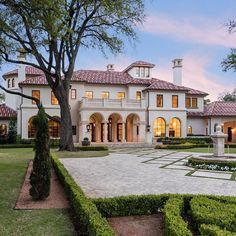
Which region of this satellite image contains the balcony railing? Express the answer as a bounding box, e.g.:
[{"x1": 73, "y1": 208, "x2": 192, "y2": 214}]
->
[{"x1": 78, "y1": 98, "x2": 145, "y2": 109}]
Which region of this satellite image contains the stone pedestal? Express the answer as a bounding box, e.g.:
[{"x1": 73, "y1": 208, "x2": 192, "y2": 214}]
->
[
  {"x1": 146, "y1": 131, "x2": 152, "y2": 144},
  {"x1": 210, "y1": 125, "x2": 228, "y2": 157}
]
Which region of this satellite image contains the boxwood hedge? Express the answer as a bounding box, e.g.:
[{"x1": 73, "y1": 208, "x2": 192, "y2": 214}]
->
[{"x1": 200, "y1": 224, "x2": 236, "y2": 236}]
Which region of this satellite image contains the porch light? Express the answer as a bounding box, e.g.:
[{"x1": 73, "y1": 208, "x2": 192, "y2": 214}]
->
[
  {"x1": 146, "y1": 125, "x2": 150, "y2": 132},
  {"x1": 86, "y1": 124, "x2": 90, "y2": 132},
  {"x1": 108, "y1": 118, "x2": 112, "y2": 123}
]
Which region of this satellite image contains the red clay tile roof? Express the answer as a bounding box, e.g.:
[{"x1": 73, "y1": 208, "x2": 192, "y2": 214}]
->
[
  {"x1": 123, "y1": 61, "x2": 155, "y2": 72},
  {"x1": 204, "y1": 101, "x2": 236, "y2": 117},
  {"x1": 3, "y1": 66, "x2": 43, "y2": 79},
  {"x1": 0, "y1": 104, "x2": 17, "y2": 118},
  {"x1": 187, "y1": 111, "x2": 205, "y2": 117},
  {"x1": 184, "y1": 87, "x2": 208, "y2": 96}
]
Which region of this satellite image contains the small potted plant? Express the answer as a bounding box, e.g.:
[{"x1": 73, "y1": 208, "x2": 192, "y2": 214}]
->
[
  {"x1": 162, "y1": 137, "x2": 171, "y2": 145},
  {"x1": 82, "y1": 137, "x2": 90, "y2": 146}
]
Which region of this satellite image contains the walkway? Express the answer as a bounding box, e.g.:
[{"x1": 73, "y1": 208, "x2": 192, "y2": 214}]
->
[{"x1": 60, "y1": 148, "x2": 236, "y2": 198}]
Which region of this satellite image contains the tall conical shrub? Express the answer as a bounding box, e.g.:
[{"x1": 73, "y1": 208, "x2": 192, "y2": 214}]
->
[{"x1": 29, "y1": 106, "x2": 51, "y2": 200}]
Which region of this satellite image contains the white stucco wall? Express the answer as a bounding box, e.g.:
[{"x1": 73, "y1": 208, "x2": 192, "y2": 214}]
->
[{"x1": 187, "y1": 118, "x2": 206, "y2": 135}]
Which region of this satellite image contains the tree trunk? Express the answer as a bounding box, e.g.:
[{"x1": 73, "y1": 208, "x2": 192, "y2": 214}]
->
[{"x1": 58, "y1": 96, "x2": 75, "y2": 151}]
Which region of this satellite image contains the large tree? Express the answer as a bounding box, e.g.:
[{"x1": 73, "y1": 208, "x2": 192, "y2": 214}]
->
[
  {"x1": 218, "y1": 89, "x2": 236, "y2": 102},
  {"x1": 0, "y1": 0, "x2": 145, "y2": 151}
]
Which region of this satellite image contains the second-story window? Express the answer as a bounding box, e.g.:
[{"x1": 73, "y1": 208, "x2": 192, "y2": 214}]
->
[
  {"x1": 12, "y1": 78, "x2": 15, "y2": 88},
  {"x1": 85, "y1": 91, "x2": 93, "y2": 99},
  {"x1": 71, "y1": 89, "x2": 76, "y2": 99},
  {"x1": 136, "y1": 91, "x2": 141, "y2": 100},
  {"x1": 156, "y1": 95, "x2": 163, "y2": 107},
  {"x1": 145, "y1": 68, "x2": 150, "y2": 77},
  {"x1": 186, "y1": 97, "x2": 191, "y2": 108},
  {"x1": 117, "y1": 92, "x2": 125, "y2": 99},
  {"x1": 172, "y1": 95, "x2": 178, "y2": 108},
  {"x1": 192, "y1": 98, "x2": 198, "y2": 108},
  {"x1": 51, "y1": 91, "x2": 59, "y2": 105},
  {"x1": 140, "y1": 67, "x2": 145, "y2": 77},
  {"x1": 7, "y1": 79, "x2": 11, "y2": 88},
  {"x1": 32, "y1": 90, "x2": 40, "y2": 104},
  {"x1": 101, "y1": 91, "x2": 109, "y2": 99},
  {"x1": 135, "y1": 67, "x2": 140, "y2": 77}
]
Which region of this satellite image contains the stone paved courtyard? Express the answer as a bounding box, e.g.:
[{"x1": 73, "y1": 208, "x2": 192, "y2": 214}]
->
[{"x1": 60, "y1": 148, "x2": 236, "y2": 198}]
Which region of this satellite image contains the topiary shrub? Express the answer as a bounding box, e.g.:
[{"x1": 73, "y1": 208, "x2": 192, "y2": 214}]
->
[
  {"x1": 7, "y1": 119, "x2": 17, "y2": 144},
  {"x1": 29, "y1": 106, "x2": 51, "y2": 200}
]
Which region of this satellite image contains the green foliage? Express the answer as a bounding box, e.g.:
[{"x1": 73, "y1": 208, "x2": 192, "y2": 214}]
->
[
  {"x1": 77, "y1": 146, "x2": 108, "y2": 151},
  {"x1": 200, "y1": 224, "x2": 236, "y2": 236},
  {"x1": 7, "y1": 119, "x2": 17, "y2": 144},
  {"x1": 218, "y1": 88, "x2": 236, "y2": 102},
  {"x1": 51, "y1": 154, "x2": 115, "y2": 235},
  {"x1": 156, "y1": 137, "x2": 212, "y2": 144},
  {"x1": 163, "y1": 197, "x2": 192, "y2": 236},
  {"x1": 30, "y1": 107, "x2": 51, "y2": 200},
  {"x1": 190, "y1": 197, "x2": 236, "y2": 232},
  {"x1": 155, "y1": 143, "x2": 210, "y2": 150}
]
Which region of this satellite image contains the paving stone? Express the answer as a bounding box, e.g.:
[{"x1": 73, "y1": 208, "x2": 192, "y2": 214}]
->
[{"x1": 191, "y1": 171, "x2": 232, "y2": 180}]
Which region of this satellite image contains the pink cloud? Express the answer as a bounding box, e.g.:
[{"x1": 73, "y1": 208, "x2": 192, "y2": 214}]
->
[{"x1": 141, "y1": 14, "x2": 236, "y2": 48}]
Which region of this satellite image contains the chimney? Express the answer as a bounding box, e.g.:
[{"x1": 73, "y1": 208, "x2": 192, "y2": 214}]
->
[
  {"x1": 172, "y1": 59, "x2": 183, "y2": 86},
  {"x1": 17, "y1": 48, "x2": 26, "y2": 83},
  {"x1": 107, "y1": 64, "x2": 114, "y2": 71}
]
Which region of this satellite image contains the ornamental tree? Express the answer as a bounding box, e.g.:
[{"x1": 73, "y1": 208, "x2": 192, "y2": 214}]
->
[{"x1": 0, "y1": 0, "x2": 145, "y2": 151}]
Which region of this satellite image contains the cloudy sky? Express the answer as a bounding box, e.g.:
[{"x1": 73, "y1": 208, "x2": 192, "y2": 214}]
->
[{"x1": 1, "y1": 0, "x2": 236, "y2": 101}]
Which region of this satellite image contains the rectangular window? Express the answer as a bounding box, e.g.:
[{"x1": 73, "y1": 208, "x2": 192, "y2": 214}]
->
[
  {"x1": 135, "y1": 67, "x2": 140, "y2": 77},
  {"x1": 32, "y1": 90, "x2": 40, "y2": 104},
  {"x1": 101, "y1": 91, "x2": 109, "y2": 99},
  {"x1": 145, "y1": 68, "x2": 150, "y2": 77},
  {"x1": 72, "y1": 125, "x2": 76, "y2": 135},
  {"x1": 136, "y1": 91, "x2": 142, "y2": 100},
  {"x1": 71, "y1": 89, "x2": 76, "y2": 99},
  {"x1": 186, "y1": 97, "x2": 191, "y2": 108},
  {"x1": 117, "y1": 92, "x2": 125, "y2": 99},
  {"x1": 85, "y1": 91, "x2": 93, "y2": 99},
  {"x1": 156, "y1": 95, "x2": 163, "y2": 107},
  {"x1": 140, "y1": 67, "x2": 145, "y2": 77},
  {"x1": 51, "y1": 91, "x2": 59, "y2": 105},
  {"x1": 192, "y1": 98, "x2": 198, "y2": 108},
  {"x1": 172, "y1": 95, "x2": 178, "y2": 108}
]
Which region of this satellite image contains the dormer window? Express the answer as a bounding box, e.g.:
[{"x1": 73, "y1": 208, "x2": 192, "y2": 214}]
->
[
  {"x1": 135, "y1": 67, "x2": 150, "y2": 78},
  {"x1": 7, "y1": 79, "x2": 11, "y2": 88},
  {"x1": 12, "y1": 78, "x2": 15, "y2": 88}
]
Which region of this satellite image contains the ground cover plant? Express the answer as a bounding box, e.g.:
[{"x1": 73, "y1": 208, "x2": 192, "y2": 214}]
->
[{"x1": 0, "y1": 148, "x2": 76, "y2": 236}]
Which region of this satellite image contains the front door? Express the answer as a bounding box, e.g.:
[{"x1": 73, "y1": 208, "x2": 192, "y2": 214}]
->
[
  {"x1": 228, "y1": 127, "x2": 232, "y2": 142},
  {"x1": 90, "y1": 123, "x2": 96, "y2": 142},
  {"x1": 117, "y1": 123, "x2": 122, "y2": 142}
]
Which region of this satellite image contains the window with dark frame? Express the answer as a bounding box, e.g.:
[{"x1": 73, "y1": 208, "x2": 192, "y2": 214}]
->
[
  {"x1": 172, "y1": 95, "x2": 178, "y2": 108},
  {"x1": 156, "y1": 95, "x2": 163, "y2": 107},
  {"x1": 71, "y1": 89, "x2": 76, "y2": 99},
  {"x1": 101, "y1": 91, "x2": 109, "y2": 99},
  {"x1": 51, "y1": 91, "x2": 59, "y2": 105},
  {"x1": 136, "y1": 91, "x2": 141, "y2": 100},
  {"x1": 192, "y1": 98, "x2": 198, "y2": 108},
  {"x1": 186, "y1": 97, "x2": 191, "y2": 108},
  {"x1": 32, "y1": 90, "x2": 40, "y2": 104},
  {"x1": 85, "y1": 91, "x2": 93, "y2": 99}
]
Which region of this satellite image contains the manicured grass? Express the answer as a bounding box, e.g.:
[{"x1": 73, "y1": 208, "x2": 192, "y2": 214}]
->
[
  {"x1": 0, "y1": 148, "x2": 76, "y2": 236},
  {"x1": 55, "y1": 150, "x2": 109, "y2": 159},
  {"x1": 173, "y1": 147, "x2": 236, "y2": 153}
]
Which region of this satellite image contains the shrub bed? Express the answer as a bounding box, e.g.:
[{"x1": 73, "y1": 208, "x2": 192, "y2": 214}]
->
[
  {"x1": 190, "y1": 197, "x2": 236, "y2": 232},
  {"x1": 163, "y1": 197, "x2": 192, "y2": 236},
  {"x1": 76, "y1": 146, "x2": 108, "y2": 151},
  {"x1": 188, "y1": 157, "x2": 236, "y2": 171},
  {"x1": 51, "y1": 154, "x2": 115, "y2": 235},
  {"x1": 155, "y1": 143, "x2": 210, "y2": 150},
  {"x1": 156, "y1": 137, "x2": 211, "y2": 144},
  {"x1": 200, "y1": 224, "x2": 236, "y2": 236}
]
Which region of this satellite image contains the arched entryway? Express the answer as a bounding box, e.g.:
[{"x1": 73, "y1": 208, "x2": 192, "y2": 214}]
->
[
  {"x1": 153, "y1": 117, "x2": 166, "y2": 137},
  {"x1": 126, "y1": 114, "x2": 140, "y2": 142},
  {"x1": 108, "y1": 113, "x2": 123, "y2": 142},
  {"x1": 28, "y1": 116, "x2": 36, "y2": 138},
  {"x1": 48, "y1": 117, "x2": 60, "y2": 138},
  {"x1": 89, "y1": 113, "x2": 104, "y2": 142},
  {"x1": 169, "y1": 117, "x2": 181, "y2": 137},
  {"x1": 223, "y1": 121, "x2": 236, "y2": 142}
]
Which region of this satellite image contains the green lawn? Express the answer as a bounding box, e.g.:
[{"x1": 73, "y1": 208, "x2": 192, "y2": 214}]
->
[
  {"x1": 174, "y1": 147, "x2": 236, "y2": 153},
  {"x1": 0, "y1": 148, "x2": 76, "y2": 236}
]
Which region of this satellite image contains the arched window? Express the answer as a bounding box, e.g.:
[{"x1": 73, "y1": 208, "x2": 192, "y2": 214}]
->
[
  {"x1": 188, "y1": 126, "x2": 192, "y2": 135},
  {"x1": 48, "y1": 119, "x2": 60, "y2": 137},
  {"x1": 28, "y1": 117, "x2": 36, "y2": 138},
  {"x1": 7, "y1": 79, "x2": 11, "y2": 88},
  {"x1": 169, "y1": 118, "x2": 181, "y2": 137},
  {"x1": 12, "y1": 78, "x2": 15, "y2": 88},
  {"x1": 0, "y1": 124, "x2": 7, "y2": 137},
  {"x1": 153, "y1": 118, "x2": 166, "y2": 137}
]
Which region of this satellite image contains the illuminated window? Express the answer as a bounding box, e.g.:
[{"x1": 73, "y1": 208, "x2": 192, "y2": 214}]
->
[
  {"x1": 28, "y1": 117, "x2": 36, "y2": 138},
  {"x1": 71, "y1": 89, "x2": 76, "y2": 99},
  {"x1": 51, "y1": 91, "x2": 59, "y2": 105},
  {"x1": 192, "y1": 98, "x2": 198, "y2": 108},
  {"x1": 172, "y1": 95, "x2": 178, "y2": 108},
  {"x1": 186, "y1": 97, "x2": 191, "y2": 108},
  {"x1": 153, "y1": 118, "x2": 166, "y2": 137},
  {"x1": 12, "y1": 78, "x2": 15, "y2": 87},
  {"x1": 169, "y1": 118, "x2": 181, "y2": 137},
  {"x1": 188, "y1": 126, "x2": 192, "y2": 135},
  {"x1": 136, "y1": 91, "x2": 142, "y2": 100},
  {"x1": 7, "y1": 79, "x2": 11, "y2": 88},
  {"x1": 32, "y1": 90, "x2": 40, "y2": 104},
  {"x1": 101, "y1": 91, "x2": 109, "y2": 99},
  {"x1": 117, "y1": 92, "x2": 125, "y2": 99},
  {"x1": 0, "y1": 124, "x2": 7, "y2": 136},
  {"x1": 85, "y1": 91, "x2": 93, "y2": 99},
  {"x1": 48, "y1": 119, "x2": 60, "y2": 137},
  {"x1": 156, "y1": 95, "x2": 163, "y2": 107}
]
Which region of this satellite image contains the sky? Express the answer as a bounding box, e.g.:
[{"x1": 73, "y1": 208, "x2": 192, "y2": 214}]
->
[{"x1": 1, "y1": 0, "x2": 236, "y2": 101}]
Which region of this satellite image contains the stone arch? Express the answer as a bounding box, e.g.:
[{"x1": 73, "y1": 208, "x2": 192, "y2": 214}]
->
[
  {"x1": 107, "y1": 113, "x2": 123, "y2": 142},
  {"x1": 169, "y1": 117, "x2": 181, "y2": 137},
  {"x1": 126, "y1": 113, "x2": 140, "y2": 142},
  {"x1": 28, "y1": 116, "x2": 36, "y2": 138},
  {"x1": 153, "y1": 117, "x2": 166, "y2": 137},
  {"x1": 89, "y1": 112, "x2": 105, "y2": 142}
]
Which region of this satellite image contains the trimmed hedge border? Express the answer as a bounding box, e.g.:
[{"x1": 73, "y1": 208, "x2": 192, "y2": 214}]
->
[
  {"x1": 51, "y1": 154, "x2": 115, "y2": 235},
  {"x1": 156, "y1": 137, "x2": 212, "y2": 144},
  {"x1": 155, "y1": 143, "x2": 210, "y2": 150},
  {"x1": 163, "y1": 197, "x2": 192, "y2": 236},
  {"x1": 76, "y1": 146, "x2": 108, "y2": 151},
  {"x1": 200, "y1": 224, "x2": 236, "y2": 236}
]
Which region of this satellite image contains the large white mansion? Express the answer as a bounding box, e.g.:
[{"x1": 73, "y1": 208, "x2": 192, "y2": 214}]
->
[{"x1": 1, "y1": 53, "x2": 236, "y2": 143}]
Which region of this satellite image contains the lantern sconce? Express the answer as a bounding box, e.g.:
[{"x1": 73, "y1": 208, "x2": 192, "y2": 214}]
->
[{"x1": 86, "y1": 124, "x2": 90, "y2": 132}]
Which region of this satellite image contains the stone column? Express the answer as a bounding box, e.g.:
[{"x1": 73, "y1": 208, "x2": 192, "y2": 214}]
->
[
  {"x1": 114, "y1": 122, "x2": 117, "y2": 142},
  {"x1": 122, "y1": 122, "x2": 126, "y2": 143},
  {"x1": 166, "y1": 124, "x2": 169, "y2": 137},
  {"x1": 103, "y1": 122, "x2": 108, "y2": 143}
]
